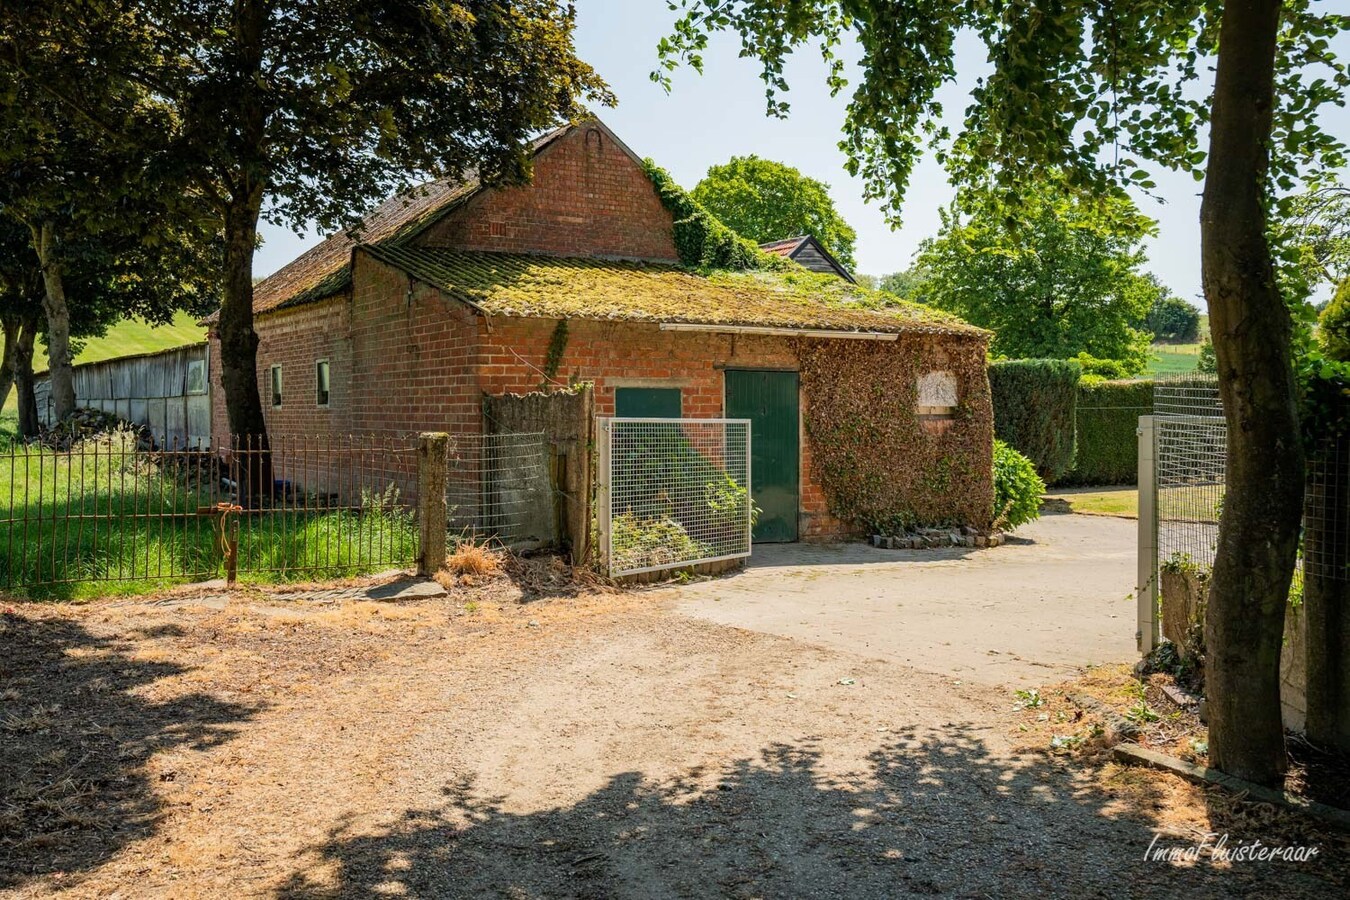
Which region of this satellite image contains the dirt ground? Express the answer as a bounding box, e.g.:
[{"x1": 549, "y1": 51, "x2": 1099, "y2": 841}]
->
[{"x1": 1, "y1": 557, "x2": 1345, "y2": 898}]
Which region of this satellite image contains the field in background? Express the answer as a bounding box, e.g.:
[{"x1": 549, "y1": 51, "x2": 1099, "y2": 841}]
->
[{"x1": 1144, "y1": 342, "x2": 1201, "y2": 377}]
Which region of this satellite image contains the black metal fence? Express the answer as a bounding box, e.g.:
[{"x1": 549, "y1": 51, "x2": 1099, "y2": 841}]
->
[{"x1": 0, "y1": 429, "x2": 549, "y2": 598}]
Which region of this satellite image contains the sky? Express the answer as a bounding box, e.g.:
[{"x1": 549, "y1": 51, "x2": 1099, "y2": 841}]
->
[{"x1": 255, "y1": 0, "x2": 1350, "y2": 308}]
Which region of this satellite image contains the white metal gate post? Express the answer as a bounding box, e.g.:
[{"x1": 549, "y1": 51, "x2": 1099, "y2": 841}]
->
[
  {"x1": 1136, "y1": 415, "x2": 1159, "y2": 654},
  {"x1": 596, "y1": 417, "x2": 613, "y2": 572}
]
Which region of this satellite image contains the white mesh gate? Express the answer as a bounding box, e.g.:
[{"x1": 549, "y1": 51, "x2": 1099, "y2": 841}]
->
[{"x1": 597, "y1": 418, "x2": 752, "y2": 577}]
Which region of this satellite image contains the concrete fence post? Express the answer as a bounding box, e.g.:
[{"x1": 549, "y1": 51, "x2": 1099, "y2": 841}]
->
[
  {"x1": 1136, "y1": 415, "x2": 1159, "y2": 655},
  {"x1": 417, "y1": 432, "x2": 449, "y2": 576}
]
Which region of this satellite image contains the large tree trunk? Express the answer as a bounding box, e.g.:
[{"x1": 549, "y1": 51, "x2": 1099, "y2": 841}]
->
[
  {"x1": 0, "y1": 315, "x2": 18, "y2": 412},
  {"x1": 1199, "y1": 0, "x2": 1302, "y2": 787},
  {"x1": 218, "y1": 190, "x2": 271, "y2": 499},
  {"x1": 32, "y1": 221, "x2": 77, "y2": 421},
  {"x1": 13, "y1": 314, "x2": 40, "y2": 438}
]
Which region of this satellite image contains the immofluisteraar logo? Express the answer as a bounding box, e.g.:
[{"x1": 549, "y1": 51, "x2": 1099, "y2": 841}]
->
[{"x1": 1145, "y1": 831, "x2": 1320, "y2": 864}]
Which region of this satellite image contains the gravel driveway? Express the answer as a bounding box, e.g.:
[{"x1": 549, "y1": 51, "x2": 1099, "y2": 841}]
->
[
  {"x1": 2, "y1": 529, "x2": 1343, "y2": 899},
  {"x1": 671, "y1": 511, "x2": 1138, "y2": 687}
]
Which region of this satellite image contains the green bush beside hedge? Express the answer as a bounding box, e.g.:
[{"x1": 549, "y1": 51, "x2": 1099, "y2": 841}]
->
[
  {"x1": 988, "y1": 359, "x2": 1081, "y2": 482},
  {"x1": 1057, "y1": 379, "x2": 1155, "y2": 486}
]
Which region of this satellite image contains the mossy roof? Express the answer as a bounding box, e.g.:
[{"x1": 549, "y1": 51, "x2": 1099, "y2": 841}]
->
[{"x1": 363, "y1": 245, "x2": 984, "y2": 336}]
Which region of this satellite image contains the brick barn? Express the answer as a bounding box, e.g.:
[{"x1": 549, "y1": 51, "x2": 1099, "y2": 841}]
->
[{"x1": 208, "y1": 118, "x2": 994, "y2": 541}]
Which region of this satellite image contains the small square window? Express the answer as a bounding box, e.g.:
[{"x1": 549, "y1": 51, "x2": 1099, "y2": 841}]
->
[
  {"x1": 270, "y1": 365, "x2": 283, "y2": 408},
  {"x1": 316, "y1": 360, "x2": 330, "y2": 407},
  {"x1": 185, "y1": 360, "x2": 206, "y2": 395}
]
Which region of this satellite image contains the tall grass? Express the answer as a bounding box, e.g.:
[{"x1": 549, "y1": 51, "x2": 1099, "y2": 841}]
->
[{"x1": 0, "y1": 433, "x2": 417, "y2": 600}]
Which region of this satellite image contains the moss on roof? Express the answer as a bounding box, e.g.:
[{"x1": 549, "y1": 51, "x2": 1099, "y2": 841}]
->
[{"x1": 363, "y1": 245, "x2": 984, "y2": 336}]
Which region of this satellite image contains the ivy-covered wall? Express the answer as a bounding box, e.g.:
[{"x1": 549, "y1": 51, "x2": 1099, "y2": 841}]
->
[{"x1": 795, "y1": 333, "x2": 995, "y2": 533}]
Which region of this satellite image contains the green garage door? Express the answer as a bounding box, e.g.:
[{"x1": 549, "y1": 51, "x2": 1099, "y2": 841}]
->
[
  {"x1": 725, "y1": 370, "x2": 799, "y2": 542},
  {"x1": 615, "y1": 387, "x2": 681, "y2": 418}
]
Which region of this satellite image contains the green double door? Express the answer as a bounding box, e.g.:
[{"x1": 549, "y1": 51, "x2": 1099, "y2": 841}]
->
[{"x1": 725, "y1": 370, "x2": 800, "y2": 543}]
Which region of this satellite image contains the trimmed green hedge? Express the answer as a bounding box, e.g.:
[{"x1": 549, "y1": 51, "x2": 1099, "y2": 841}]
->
[
  {"x1": 988, "y1": 359, "x2": 1081, "y2": 482},
  {"x1": 1057, "y1": 380, "x2": 1155, "y2": 486}
]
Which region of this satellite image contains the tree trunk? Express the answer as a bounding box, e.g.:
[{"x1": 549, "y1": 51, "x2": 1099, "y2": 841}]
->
[
  {"x1": 13, "y1": 314, "x2": 40, "y2": 438},
  {"x1": 0, "y1": 315, "x2": 18, "y2": 412},
  {"x1": 218, "y1": 190, "x2": 271, "y2": 498},
  {"x1": 1199, "y1": 0, "x2": 1301, "y2": 787},
  {"x1": 32, "y1": 221, "x2": 77, "y2": 421},
  {"x1": 1304, "y1": 426, "x2": 1350, "y2": 751}
]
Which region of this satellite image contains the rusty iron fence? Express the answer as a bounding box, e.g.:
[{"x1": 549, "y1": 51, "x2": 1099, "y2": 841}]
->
[{"x1": 0, "y1": 429, "x2": 550, "y2": 598}]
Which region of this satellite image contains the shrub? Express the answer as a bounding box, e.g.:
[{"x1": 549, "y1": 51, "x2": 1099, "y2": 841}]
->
[
  {"x1": 992, "y1": 440, "x2": 1045, "y2": 531},
  {"x1": 610, "y1": 512, "x2": 709, "y2": 572},
  {"x1": 1057, "y1": 379, "x2": 1154, "y2": 486},
  {"x1": 987, "y1": 359, "x2": 1081, "y2": 481},
  {"x1": 1319, "y1": 278, "x2": 1350, "y2": 362}
]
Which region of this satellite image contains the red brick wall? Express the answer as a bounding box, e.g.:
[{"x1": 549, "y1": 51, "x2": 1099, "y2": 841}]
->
[
  {"x1": 417, "y1": 125, "x2": 679, "y2": 262},
  {"x1": 207, "y1": 295, "x2": 353, "y2": 445},
  {"x1": 475, "y1": 317, "x2": 919, "y2": 541}
]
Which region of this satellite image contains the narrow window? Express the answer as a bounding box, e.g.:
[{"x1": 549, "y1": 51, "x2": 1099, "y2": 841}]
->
[
  {"x1": 185, "y1": 359, "x2": 207, "y2": 395},
  {"x1": 917, "y1": 371, "x2": 958, "y2": 419},
  {"x1": 270, "y1": 365, "x2": 283, "y2": 407},
  {"x1": 315, "y1": 359, "x2": 330, "y2": 407}
]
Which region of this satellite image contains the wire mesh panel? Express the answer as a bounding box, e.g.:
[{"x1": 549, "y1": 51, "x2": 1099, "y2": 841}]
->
[
  {"x1": 1305, "y1": 432, "x2": 1350, "y2": 585},
  {"x1": 1155, "y1": 418, "x2": 1226, "y2": 570},
  {"x1": 445, "y1": 432, "x2": 550, "y2": 545},
  {"x1": 1154, "y1": 374, "x2": 1224, "y2": 419},
  {"x1": 1152, "y1": 374, "x2": 1225, "y2": 571},
  {"x1": 598, "y1": 418, "x2": 752, "y2": 577}
]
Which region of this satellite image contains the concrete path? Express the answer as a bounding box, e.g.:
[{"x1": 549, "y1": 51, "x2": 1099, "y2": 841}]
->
[{"x1": 670, "y1": 512, "x2": 1137, "y2": 689}]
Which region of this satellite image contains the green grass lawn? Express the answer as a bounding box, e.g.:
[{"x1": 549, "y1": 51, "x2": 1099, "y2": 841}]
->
[
  {"x1": 1045, "y1": 482, "x2": 1223, "y2": 521},
  {"x1": 2, "y1": 311, "x2": 206, "y2": 414}
]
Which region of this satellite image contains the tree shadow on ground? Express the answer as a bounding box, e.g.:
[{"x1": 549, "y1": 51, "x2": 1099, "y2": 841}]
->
[
  {"x1": 0, "y1": 610, "x2": 259, "y2": 888},
  {"x1": 276, "y1": 725, "x2": 1345, "y2": 899}
]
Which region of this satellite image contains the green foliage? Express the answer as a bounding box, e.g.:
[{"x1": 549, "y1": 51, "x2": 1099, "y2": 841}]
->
[
  {"x1": 610, "y1": 512, "x2": 709, "y2": 573},
  {"x1": 915, "y1": 181, "x2": 1156, "y2": 373},
  {"x1": 988, "y1": 359, "x2": 1081, "y2": 482},
  {"x1": 878, "y1": 268, "x2": 929, "y2": 302},
  {"x1": 655, "y1": 3, "x2": 1346, "y2": 226},
  {"x1": 1058, "y1": 380, "x2": 1155, "y2": 487},
  {"x1": 642, "y1": 160, "x2": 781, "y2": 270},
  {"x1": 1145, "y1": 295, "x2": 1201, "y2": 343},
  {"x1": 691, "y1": 155, "x2": 858, "y2": 269},
  {"x1": 1319, "y1": 279, "x2": 1350, "y2": 362},
  {"x1": 1073, "y1": 353, "x2": 1133, "y2": 383},
  {"x1": 992, "y1": 440, "x2": 1045, "y2": 532},
  {"x1": 1197, "y1": 336, "x2": 1217, "y2": 374}
]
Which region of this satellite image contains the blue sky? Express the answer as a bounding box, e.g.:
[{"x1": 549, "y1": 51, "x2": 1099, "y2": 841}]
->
[{"x1": 256, "y1": 0, "x2": 1350, "y2": 307}]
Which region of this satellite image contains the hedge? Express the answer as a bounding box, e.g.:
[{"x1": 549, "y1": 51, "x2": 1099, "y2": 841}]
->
[
  {"x1": 1056, "y1": 379, "x2": 1155, "y2": 486},
  {"x1": 988, "y1": 359, "x2": 1081, "y2": 482}
]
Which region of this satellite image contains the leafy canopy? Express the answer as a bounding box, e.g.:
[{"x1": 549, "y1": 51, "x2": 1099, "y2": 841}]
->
[
  {"x1": 1144, "y1": 293, "x2": 1202, "y2": 343},
  {"x1": 656, "y1": 2, "x2": 1347, "y2": 223},
  {"x1": 915, "y1": 180, "x2": 1160, "y2": 373},
  {"x1": 691, "y1": 155, "x2": 858, "y2": 269}
]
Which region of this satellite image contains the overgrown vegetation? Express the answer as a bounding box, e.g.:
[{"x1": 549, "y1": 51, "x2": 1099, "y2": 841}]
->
[
  {"x1": 642, "y1": 159, "x2": 784, "y2": 271},
  {"x1": 795, "y1": 334, "x2": 994, "y2": 532},
  {"x1": 992, "y1": 440, "x2": 1044, "y2": 531},
  {"x1": 987, "y1": 359, "x2": 1080, "y2": 482}
]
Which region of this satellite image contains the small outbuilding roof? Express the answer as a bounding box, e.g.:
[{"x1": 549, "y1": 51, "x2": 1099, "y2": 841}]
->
[
  {"x1": 758, "y1": 235, "x2": 855, "y2": 283},
  {"x1": 362, "y1": 245, "x2": 983, "y2": 336}
]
